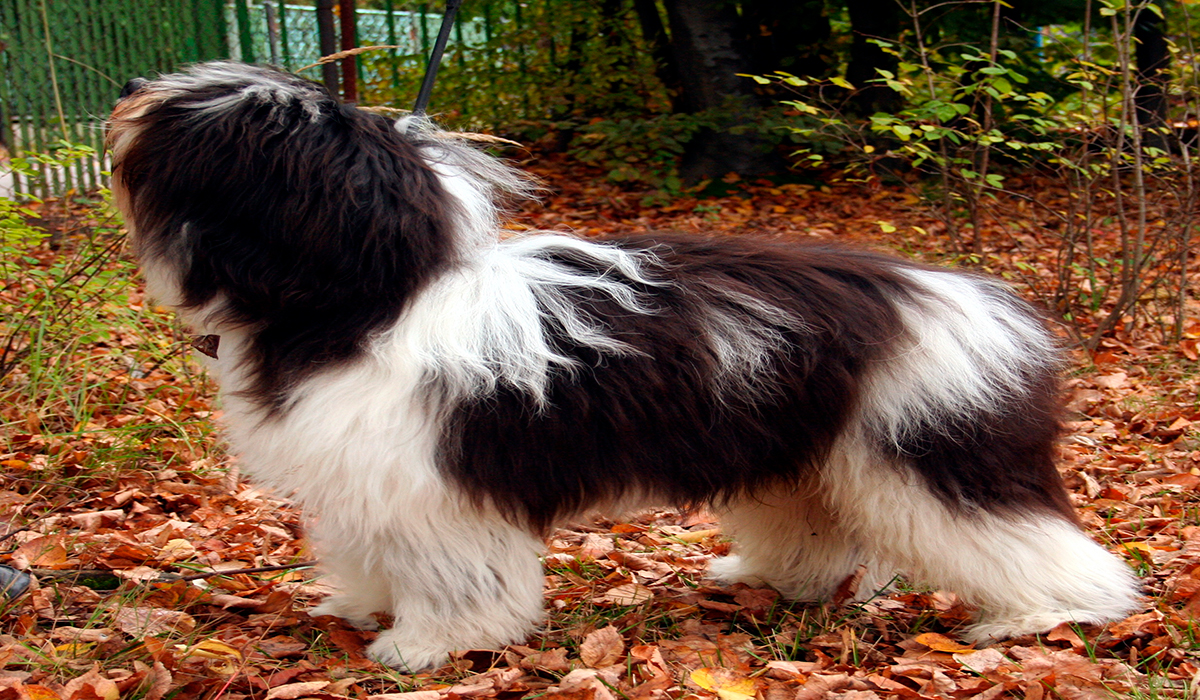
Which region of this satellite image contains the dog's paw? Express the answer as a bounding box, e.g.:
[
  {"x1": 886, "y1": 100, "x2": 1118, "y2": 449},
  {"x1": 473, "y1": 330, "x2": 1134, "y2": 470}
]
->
[
  {"x1": 961, "y1": 611, "x2": 1101, "y2": 645},
  {"x1": 310, "y1": 597, "x2": 381, "y2": 631},
  {"x1": 367, "y1": 630, "x2": 450, "y2": 672},
  {"x1": 707, "y1": 555, "x2": 767, "y2": 587}
]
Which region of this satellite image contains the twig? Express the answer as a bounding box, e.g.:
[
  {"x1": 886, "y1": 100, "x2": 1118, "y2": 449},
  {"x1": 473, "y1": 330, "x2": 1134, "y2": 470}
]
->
[
  {"x1": 173, "y1": 561, "x2": 318, "y2": 582},
  {"x1": 297, "y1": 45, "x2": 400, "y2": 73},
  {"x1": 28, "y1": 561, "x2": 319, "y2": 584}
]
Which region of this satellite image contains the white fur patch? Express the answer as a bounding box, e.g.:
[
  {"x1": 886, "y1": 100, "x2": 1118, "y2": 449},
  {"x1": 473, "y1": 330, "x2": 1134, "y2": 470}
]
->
[
  {"x1": 821, "y1": 431, "x2": 1140, "y2": 639},
  {"x1": 866, "y1": 267, "x2": 1060, "y2": 447}
]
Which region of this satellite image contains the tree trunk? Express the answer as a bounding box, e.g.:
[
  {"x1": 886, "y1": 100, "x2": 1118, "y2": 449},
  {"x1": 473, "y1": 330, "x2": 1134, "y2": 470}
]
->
[
  {"x1": 632, "y1": 0, "x2": 681, "y2": 107},
  {"x1": 845, "y1": 0, "x2": 902, "y2": 114},
  {"x1": 1133, "y1": 8, "x2": 1169, "y2": 149},
  {"x1": 740, "y1": 0, "x2": 831, "y2": 78},
  {"x1": 661, "y1": 0, "x2": 781, "y2": 182}
]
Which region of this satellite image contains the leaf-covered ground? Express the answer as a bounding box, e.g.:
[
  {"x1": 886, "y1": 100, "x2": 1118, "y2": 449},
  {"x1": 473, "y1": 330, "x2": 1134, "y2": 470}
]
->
[{"x1": 3, "y1": 155, "x2": 1200, "y2": 700}]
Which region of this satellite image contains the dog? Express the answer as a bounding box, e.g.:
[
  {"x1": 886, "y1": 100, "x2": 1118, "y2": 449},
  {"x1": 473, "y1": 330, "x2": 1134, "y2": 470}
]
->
[{"x1": 107, "y1": 62, "x2": 1139, "y2": 671}]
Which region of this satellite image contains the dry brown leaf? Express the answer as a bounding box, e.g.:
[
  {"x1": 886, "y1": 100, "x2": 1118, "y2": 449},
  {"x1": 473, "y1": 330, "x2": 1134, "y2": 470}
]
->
[
  {"x1": 578, "y1": 534, "x2": 615, "y2": 560},
  {"x1": 793, "y1": 673, "x2": 854, "y2": 700},
  {"x1": 61, "y1": 665, "x2": 118, "y2": 700},
  {"x1": 139, "y1": 661, "x2": 172, "y2": 700},
  {"x1": 954, "y1": 648, "x2": 1010, "y2": 674},
  {"x1": 265, "y1": 681, "x2": 332, "y2": 700},
  {"x1": 600, "y1": 582, "x2": 653, "y2": 606},
  {"x1": 1046, "y1": 623, "x2": 1086, "y2": 651},
  {"x1": 112, "y1": 606, "x2": 196, "y2": 637},
  {"x1": 13, "y1": 536, "x2": 68, "y2": 569},
  {"x1": 554, "y1": 669, "x2": 617, "y2": 700},
  {"x1": 580, "y1": 625, "x2": 624, "y2": 667},
  {"x1": 1106, "y1": 611, "x2": 1163, "y2": 640},
  {"x1": 257, "y1": 635, "x2": 308, "y2": 659}
]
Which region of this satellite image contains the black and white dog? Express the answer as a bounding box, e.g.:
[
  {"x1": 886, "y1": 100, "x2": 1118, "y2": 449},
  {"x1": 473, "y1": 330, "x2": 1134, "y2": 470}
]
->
[{"x1": 107, "y1": 62, "x2": 1139, "y2": 670}]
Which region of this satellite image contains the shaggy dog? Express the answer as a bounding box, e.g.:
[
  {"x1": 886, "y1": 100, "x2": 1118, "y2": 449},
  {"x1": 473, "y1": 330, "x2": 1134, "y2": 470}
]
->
[{"x1": 107, "y1": 62, "x2": 1139, "y2": 671}]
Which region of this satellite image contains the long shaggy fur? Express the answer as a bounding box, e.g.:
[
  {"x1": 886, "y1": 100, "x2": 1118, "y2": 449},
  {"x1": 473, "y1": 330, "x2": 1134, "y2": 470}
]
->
[{"x1": 108, "y1": 62, "x2": 1140, "y2": 671}]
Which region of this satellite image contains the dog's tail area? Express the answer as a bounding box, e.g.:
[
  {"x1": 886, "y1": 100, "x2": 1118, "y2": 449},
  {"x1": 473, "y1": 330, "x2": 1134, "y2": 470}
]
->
[{"x1": 837, "y1": 265, "x2": 1141, "y2": 638}]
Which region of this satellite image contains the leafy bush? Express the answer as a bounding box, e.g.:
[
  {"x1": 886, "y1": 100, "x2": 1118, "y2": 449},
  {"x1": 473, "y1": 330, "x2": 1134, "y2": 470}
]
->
[{"x1": 757, "y1": 0, "x2": 1198, "y2": 348}]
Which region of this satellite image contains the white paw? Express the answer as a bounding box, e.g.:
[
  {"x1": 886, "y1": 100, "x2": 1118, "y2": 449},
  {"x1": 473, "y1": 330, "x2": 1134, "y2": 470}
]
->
[
  {"x1": 707, "y1": 555, "x2": 767, "y2": 587},
  {"x1": 310, "y1": 597, "x2": 380, "y2": 630},
  {"x1": 961, "y1": 611, "x2": 1105, "y2": 645},
  {"x1": 367, "y1": 630, "x2": 451, "y2": 671}
]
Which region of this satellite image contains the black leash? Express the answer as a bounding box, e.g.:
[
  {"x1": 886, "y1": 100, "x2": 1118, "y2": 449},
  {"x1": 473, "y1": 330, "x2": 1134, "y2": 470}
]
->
[{"x1": 412, "y1": 0, "x2": 464, "y2": 117}]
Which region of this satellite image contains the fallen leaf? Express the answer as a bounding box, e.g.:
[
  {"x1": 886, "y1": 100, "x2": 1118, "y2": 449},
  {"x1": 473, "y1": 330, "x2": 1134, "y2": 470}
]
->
[
  {"x1": 601, "y1": 582, "x2": 653, "y2": 606},
  {"x1": 955, "y1": 648, "x2": 1010, "y2": 674},
  {"x1": 675, "y1": 528, "x2": 720, "y2": 543},
  {"x1": 257, "y1": 635, "x2": 308, "y2": 659},
  {"x1": 580, "y1": 625, "x2": 624, "y2": 667},
  {"x1": 1094, "y1": 372, "x2": 1128, "y2": 389},
  {"x1": 914, "y1": 632, "x2": 974, "y2": 653},
  {"x1": 61, "y1": 665, "x2": 118, "y2": 700},
  {"x1": 113, "y1": 607, "x2": 196, "y2": 637},
  {"x1": 176, "y1": 639, "x2": 242, "y2": 661},
  {"x1": 13, "y1": 536, "x2": 68, "y2": 569},
  {"x1": 690, "y1": 668, "x2": 756, "y2": 700},
  {"x1": 266, "y1": 681, "x2": 331, "y2": 700}
]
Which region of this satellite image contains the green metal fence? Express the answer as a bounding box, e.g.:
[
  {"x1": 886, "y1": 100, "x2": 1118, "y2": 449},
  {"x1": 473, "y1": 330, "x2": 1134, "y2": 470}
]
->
[
  {"x1": 0, "y1": 1, "x2": 494, "y2": 197},
  {"x1": 0, "y1": 0, "x2": 228, "y2": 196}
]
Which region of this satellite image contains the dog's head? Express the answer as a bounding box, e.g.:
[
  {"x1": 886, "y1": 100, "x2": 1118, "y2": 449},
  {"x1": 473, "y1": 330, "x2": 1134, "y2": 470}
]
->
[
  {"x1": 108, "y1": 61, "x2": 458, "y2": 316},
  {"x1": 108, "y1": 62, "x2": 525, "y2": 406}
]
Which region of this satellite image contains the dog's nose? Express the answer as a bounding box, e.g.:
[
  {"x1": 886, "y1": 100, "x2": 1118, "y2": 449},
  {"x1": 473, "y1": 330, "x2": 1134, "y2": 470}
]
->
[{"x1": 120, "y1": 77, "x2": 148, "y2": 100}]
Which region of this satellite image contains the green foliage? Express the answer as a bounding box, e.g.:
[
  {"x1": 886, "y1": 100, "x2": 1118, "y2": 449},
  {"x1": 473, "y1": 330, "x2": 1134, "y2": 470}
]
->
[
  {"x1": 0, "y1": 145, "x2": 197, "y2": 451},
  {"x1": 567, "y1": 113, "x2": 709, "y2": 194},
  {"x1": 357, "y1": 0, "x2": 670, "y2": 131},
  {"x1": 761, "y1": 0, "x2": 1198, "y2": 347}
]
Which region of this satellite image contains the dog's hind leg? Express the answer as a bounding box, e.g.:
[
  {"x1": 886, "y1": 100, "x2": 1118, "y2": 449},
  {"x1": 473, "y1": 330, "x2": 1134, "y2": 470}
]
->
[
  {"x1": 825, "y1": 432, "x2": 1141, "y2": 643},
  {"x1": 709, "y1": 484, "x2": 891, "y2": 603},
  {"x1": 358, "y1": 504, "x2": 546, "y2": 672}
]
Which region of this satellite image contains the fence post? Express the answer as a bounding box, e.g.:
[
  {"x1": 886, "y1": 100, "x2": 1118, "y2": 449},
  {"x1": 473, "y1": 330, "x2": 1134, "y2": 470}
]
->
[
  {"x1": 278, "y1": 0, "x2": 292, "y2": 68},
  {"x1": 338, "y1": 0, "x2": 357, "y2": 103},
  {"x1": 234, "y1": 0, "x2": 256, "y2": 62},
  {"x1": 385, "y1": 0, "x2": 399, "y2": 88},
  {"x1": 264, "y1": 2, "x2": 280, "y2": 64},
  {"x1": 316, "y1": 0, "x2": 339, "y2": 94}
]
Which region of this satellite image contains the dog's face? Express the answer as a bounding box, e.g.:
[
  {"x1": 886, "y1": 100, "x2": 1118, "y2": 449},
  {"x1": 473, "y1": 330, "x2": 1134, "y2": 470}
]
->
[
  {"x1": 107, "y1": 62, "x2": 461, "y2": 406},
  {"x1": 108, "y1": 62, "x2": 456, "y2": 312}
]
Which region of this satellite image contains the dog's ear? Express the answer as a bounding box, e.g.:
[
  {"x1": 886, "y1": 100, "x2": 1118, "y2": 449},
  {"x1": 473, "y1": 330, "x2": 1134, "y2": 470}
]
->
[{"x1": 116, "y1": 65, "x2": 456, "y2": 322}]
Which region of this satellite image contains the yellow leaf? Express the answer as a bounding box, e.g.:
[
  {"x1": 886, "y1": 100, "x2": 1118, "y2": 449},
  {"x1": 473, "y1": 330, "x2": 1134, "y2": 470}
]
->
[
  {"x1": 691, "y1": 668, "x2": 757, "y2": 700},
  {"x1": 876, "y1": 221, "x2": 897, "y2": 233},
  {"x1": 676, "y1": 528, "x2": 720, "y2": 543},
  {"x1": 1122, "y1": 541, "x2": 1159, "y2": 557},
  {"x1": 915, "y1": 632, "x2": 975, "y2": 653},
  {"x1": 54, "y1": 641, "x2": 95, "y2": 657},
  {"x1": 176, "y1": 639, "x2": 242, "y2": 661},
  {"x1": 23, "y1": 685, "x2": 62, "y2": 700}
]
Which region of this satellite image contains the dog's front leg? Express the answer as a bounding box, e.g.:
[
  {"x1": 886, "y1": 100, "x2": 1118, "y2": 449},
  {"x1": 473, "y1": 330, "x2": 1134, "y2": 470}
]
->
[
  {"x1": 309, "y1": 539, "x2": 391, "y2": 630},
  {"x1": 314, "y1": 504, "x2": 545, "y2": 672}
]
